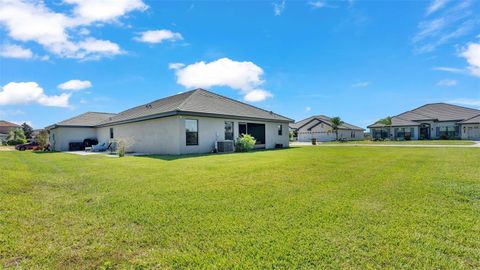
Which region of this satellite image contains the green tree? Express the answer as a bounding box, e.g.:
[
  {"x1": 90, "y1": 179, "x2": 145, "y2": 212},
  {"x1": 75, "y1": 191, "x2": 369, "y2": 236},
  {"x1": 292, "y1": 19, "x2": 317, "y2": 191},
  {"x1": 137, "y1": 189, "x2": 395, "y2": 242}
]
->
[
  {"x1": 331, "y1": 117, "x2": 344, "y2": 141},
  {"x1": 21, "y1": 122, "x2": 34, "y2": 139},
  {"x1": 35, "y1": 130, "x2": 49, "y2": 150},
  {"x1": 7, "y1": 128, "x2": 27, "y2": 145},
  {"x1": 376, "y1": 116, "x2": 392, "y2": 125}
]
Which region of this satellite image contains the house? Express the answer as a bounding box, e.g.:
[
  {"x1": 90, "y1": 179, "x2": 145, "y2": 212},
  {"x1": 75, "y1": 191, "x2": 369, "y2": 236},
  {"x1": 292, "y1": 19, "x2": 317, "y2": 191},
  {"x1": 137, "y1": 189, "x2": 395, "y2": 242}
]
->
[
  {"x1": 290, "y1": 115, "x2": 365, "y2": 142},
  {"x1": 0, "y1": 120, "x2": 20, "y2": 143},
  {"x1": 46, "y1": 89, "x2": 293, "y2": 154},
  {"x1": 368, "y1": 103, "x2": 480, "y2": 140}
]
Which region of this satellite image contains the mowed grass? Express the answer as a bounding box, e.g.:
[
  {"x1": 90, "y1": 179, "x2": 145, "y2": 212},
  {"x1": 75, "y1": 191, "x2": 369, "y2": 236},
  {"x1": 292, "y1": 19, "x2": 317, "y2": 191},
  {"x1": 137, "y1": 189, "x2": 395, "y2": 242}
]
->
[
  {"x1": 1, "y1": 147, "x2": 479, "y2": 269},
  {"x1": 323, "y1": 140, "x2": 476, "y2": 145}
]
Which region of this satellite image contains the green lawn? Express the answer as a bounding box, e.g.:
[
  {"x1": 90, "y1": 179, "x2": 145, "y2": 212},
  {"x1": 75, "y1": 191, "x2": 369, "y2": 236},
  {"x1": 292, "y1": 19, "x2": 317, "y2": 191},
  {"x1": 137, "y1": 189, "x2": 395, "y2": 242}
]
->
[
  {"x1": 323, "y1": 139, "x2": 476, "y2": 145},
  {"x1": 1, "y1": 147, "x2": 479, "y2": 269}
]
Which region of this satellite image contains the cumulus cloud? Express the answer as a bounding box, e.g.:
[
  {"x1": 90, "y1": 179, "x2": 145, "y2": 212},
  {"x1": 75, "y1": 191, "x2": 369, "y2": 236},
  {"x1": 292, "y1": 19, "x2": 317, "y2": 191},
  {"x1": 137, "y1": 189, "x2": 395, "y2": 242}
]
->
[
  {"x1": 0, "y1": 0, "x2": 145, "y2": 60},
  {"x1": 273, "y1": 0, "x2": 285, "y2": 16},
  {"x1": 0, "y1": 82, "x2": 70, "y2": 107},
  {"x1": 58, "y1": 80, "x2": 92, "y2": 91},
  {"x1": 352, "y1": 81, "x2": 370, "y2": 88},
  {"x1": 64, "y1": 0, "x2": 148, "y2": 24},
  {"x1": 436, "y1": 79, "x2": 457, "y2": 86},
  {"x1": 172, "y1": 58, "x2": 273, "y2": 102},
  {"x1": 136, "y1": 30, "x2": 183, "y2": 44},
  {"x1": 460, "y1": 42, "x2": 480, "y2": 77},
  {"x1": 305, "y1": 107, "x2": 312, "y2": 112},
  {"x1": 0, "y1": 44, "x2": 33, "y2": 59}
]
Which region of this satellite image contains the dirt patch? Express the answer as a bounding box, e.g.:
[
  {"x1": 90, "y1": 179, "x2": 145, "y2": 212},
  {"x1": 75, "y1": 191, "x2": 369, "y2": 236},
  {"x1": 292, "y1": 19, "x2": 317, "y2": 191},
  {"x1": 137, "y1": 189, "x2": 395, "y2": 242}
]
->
[{"x1": 0, "y1": 146, "x2": 15, "y2": 151}]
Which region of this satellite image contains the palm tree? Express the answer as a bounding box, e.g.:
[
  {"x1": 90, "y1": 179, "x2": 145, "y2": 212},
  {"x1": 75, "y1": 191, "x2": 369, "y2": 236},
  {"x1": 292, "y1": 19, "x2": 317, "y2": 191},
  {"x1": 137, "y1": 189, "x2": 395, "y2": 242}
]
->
[{"x1": 331, "y1": 117, "x2": 344, "y2": 141}]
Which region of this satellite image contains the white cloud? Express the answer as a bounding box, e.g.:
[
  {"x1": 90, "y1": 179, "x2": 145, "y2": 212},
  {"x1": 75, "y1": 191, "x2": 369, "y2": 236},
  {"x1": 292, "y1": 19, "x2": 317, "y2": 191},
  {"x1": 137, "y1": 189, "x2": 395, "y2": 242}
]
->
[
  {"x1": 135, "y1": 30, "x2": 183, "y2": 44},
  {"x1": 308, "y1": 1, "x2": 327, "y2": 9},
  {"x1": 0, "y1": 82, "x2": 70, "y2": 107},
  {"x1": 64, "y1": 0, "x2": 148, "y2": 24},
  {"x1": 244, "y1": 90, "x2": 273, "y2": 102},
  {"x1": 460, "y1": 42, "x2": 480, "y2": 77},
  {"x1": 352, "y1": 81, "x2": 370, "y2": 88},
  {"x1": 0, "y1": 44, "x2": 33, "y2": 59},
  {"x1": 305, "y1": 106, "x2": 311, "y2": 112},
  {"x1": 436, "y1": 79, "x2": 457, "y2": 86},
  {"x1": 433, "y1": 66, "x2": 466, "y2": 73},
  {"x1": 172, "y1": 57, "x2": 273, "y2": 102},
  {"x1": 168, "y1": 63, "x2": 185, "y2": 70},
  {"x1": 413, "y1": 1, "x2": 477, "y2": 53},
  {"x1": 447, "y1": 98, "x2": 480, "y2": 107},
  {"x1": 426, "y1": 0, "x2": 450, "y2": 16},
  {"x1": 273, "y1": 0, "x2": 285, "y2": 16},
  {"x1": 58, "y1": 80, "x2": 92, "y2": 91},
  {"x1": 0, "y1": 0, "x2": 145, "y2": 60}
]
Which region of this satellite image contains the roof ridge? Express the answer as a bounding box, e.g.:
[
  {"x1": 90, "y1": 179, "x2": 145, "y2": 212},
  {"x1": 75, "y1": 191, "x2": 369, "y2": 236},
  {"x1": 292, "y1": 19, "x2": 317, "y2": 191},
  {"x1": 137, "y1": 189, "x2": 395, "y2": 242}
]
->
[
  {"x1": 175, "y1": 89, "x2": 201, "y2": 111},
  {"x1": 180, "y1": 88, "x2": 293, "y2": 121}
]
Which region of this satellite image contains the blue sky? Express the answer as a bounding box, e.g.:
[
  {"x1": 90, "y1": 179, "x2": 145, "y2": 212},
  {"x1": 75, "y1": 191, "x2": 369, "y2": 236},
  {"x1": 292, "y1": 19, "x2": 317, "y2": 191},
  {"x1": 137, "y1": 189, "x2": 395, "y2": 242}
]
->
[{"x1": 0, "y1": 0, "x2": 479, "y2": 129}]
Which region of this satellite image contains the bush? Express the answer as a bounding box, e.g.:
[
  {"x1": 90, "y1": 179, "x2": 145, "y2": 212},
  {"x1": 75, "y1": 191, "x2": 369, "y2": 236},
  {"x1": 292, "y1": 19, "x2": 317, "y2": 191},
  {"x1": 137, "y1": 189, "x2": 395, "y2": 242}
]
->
[
  {"x1": 35, "y1": 130, "x2": 49, "y2": 150},
  {"x1": 235, "y1": 134, "x2": 256, "y2": 152},
  {"x1": 6, "y1": 128, "x2": 27, "y2": 145}
]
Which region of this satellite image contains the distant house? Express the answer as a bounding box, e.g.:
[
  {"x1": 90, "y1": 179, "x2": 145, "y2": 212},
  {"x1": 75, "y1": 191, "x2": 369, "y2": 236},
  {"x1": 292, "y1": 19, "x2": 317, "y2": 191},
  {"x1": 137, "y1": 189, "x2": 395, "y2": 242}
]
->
[
  {"x1": 46, "y1": 89, "x2": 293, "y2": 154},
  {"x1": 0, "y1": 120, "x2": 20, "y2": 143},
  {"x1": 290, "y1": 115, "x2": 365, "y2": 142},
  {"x1": 368, "y1": 103, "x2": 480, "y2": 140}
]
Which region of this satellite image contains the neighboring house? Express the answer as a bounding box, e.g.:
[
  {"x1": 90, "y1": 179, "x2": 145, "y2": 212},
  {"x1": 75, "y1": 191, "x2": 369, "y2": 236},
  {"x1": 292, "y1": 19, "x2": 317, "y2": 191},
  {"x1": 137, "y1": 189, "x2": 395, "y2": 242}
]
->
[
  {"x1": 0, "y1": 120, "x2": 20, "y2": 143},
  {"x1": 46, "y1": 89, "x2": 293, "y2": 154},
  {"x1": 368, "y1": 103, "x2": 480, "y2": 140},
  {"x1": 290, "y1": 115, "x2": 365, "y2": 142}
]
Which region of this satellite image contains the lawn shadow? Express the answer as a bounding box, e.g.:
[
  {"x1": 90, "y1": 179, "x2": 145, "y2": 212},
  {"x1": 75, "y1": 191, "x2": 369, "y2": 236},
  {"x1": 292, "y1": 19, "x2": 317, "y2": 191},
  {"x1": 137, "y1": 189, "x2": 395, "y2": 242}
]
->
[{"x1": 134, "y1": 147, "x2": 295, "y2": 161}]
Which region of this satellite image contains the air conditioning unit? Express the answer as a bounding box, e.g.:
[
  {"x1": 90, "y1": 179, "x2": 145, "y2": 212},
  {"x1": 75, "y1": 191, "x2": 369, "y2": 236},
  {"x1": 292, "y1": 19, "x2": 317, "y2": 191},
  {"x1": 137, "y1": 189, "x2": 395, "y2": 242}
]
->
[{"x1": 216, "y1": 141, "x2": 234, "y2": 153}]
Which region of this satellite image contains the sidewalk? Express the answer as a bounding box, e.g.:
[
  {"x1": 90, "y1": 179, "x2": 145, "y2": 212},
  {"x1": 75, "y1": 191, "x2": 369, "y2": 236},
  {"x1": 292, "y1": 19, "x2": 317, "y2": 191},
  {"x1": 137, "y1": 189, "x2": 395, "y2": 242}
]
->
[{"x1": 290, "y1": 141, "x2": 480, "y2": 148}]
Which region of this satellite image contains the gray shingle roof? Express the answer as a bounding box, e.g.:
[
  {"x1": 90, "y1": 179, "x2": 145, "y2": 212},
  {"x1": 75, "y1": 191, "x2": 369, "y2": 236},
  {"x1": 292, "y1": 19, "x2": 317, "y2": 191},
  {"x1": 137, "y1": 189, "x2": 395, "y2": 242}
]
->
[
  {"x1": 47, "y1": 112, "x2": 116, "y2": 129},
  {"x1": 397, "y1": 103, "x2": 480, "y2": 122},
  {"x1": 97, "y1": 89, "x2": 292, "y2": 126},
  {"x1": 290, "y1": 115, "x2": 364, "y2": 131},
  {"x1": 460, "y1": 114, "x2": 480, "y2": 124},
  {"x1": 368, "y1": 103, "x2": 480, "y2": 128},
  {"x1": 367, "y1": 117, "x2": 419, "y2": 128},
  {"x1": 47, "y1": 89, "x2": 293, "y2": 129}
]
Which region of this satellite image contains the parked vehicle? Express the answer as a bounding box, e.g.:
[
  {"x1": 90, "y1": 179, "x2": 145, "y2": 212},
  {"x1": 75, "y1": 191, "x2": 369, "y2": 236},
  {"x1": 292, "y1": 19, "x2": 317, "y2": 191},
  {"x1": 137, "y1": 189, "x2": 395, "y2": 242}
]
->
[{"x1": 15, "y1": 142, "x2": 40, "y2": 151}]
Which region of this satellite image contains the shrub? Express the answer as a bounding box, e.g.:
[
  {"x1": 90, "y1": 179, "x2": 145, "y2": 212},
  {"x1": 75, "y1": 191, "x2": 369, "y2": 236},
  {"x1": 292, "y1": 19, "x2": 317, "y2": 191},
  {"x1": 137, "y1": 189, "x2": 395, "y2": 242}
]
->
[
  {"x1": 6, "y1": 128, "x2": 27, "y2": 145},
  {"x1": 235, "y1": 134, "x2": 256, "y2": 152},
  {"x1": 35, "y1": 130, "x2": 49, "y2": 150}
]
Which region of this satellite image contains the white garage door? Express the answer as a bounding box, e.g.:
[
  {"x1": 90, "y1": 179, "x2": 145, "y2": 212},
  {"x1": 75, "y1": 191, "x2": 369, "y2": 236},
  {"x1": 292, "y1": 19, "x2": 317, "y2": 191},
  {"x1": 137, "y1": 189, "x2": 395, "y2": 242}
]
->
[{"x1": 467, "y1": 126, "x2": 480, "y2": 140}]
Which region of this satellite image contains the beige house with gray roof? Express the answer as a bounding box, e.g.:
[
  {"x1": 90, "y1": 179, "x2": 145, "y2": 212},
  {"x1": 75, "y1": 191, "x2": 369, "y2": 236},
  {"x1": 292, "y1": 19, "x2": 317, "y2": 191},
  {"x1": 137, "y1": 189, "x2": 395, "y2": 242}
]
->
[
  {"x1": 368, "y1": 103, "x2": 480, "y2": 140},
  {"x1": 46, "y1": 89, "x2": 292, "y2": 154},
  {"x1": 290, "y1": 115, "x2": 365, "y2": 142}
]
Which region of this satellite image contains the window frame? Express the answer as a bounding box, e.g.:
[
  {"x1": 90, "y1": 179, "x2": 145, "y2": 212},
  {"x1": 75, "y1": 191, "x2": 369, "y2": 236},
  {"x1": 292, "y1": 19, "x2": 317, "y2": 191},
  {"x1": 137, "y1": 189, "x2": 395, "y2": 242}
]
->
[
  {"x1": 224, "y1": 121, "x2": 234, "y2": 141},
  {"x1": 185, "y1": 119, "x2": 199, "y2": 146},
  {"x1": 110, "y1": 128, "x2": 114, "y2": 139},
  {"x1": 278, "y1": 124, "x2": 283, "y2": 136}
]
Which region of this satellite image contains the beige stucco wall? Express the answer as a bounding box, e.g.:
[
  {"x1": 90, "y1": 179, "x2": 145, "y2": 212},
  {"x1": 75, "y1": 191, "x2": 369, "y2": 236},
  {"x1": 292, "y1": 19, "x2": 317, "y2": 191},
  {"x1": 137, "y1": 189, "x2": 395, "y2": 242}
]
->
[
  {"x1": 297, "y1": 121, "x2": 364, "y2": 142},
  {"x1": 96, "y1": 116, "x2": 181, "y2": 155},
  {"x1": 461, "y1": 124, "x2": 480, "y2": 140},
  {"x1": 177, "y1": 115, "x2": 289, "y2": 154},
  {"x1": 95, "y1": 115, "x2": 289, "y2": 155},
  {"x1": 49, "y1": 127, "x2": 96, "y2": 151}
]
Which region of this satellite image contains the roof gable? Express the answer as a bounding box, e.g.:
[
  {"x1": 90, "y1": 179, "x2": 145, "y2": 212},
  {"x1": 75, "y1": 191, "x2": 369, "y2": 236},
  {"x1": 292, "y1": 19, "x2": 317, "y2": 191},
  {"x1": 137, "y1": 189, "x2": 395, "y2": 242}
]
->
[{"x1": 292, "y1": 115, "x2": 364, "y2": 131}]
